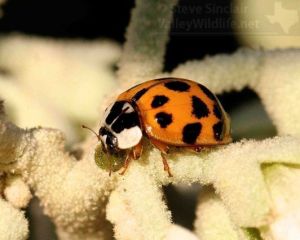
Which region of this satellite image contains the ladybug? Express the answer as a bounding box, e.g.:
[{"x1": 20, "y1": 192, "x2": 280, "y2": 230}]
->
[{"x1": 84, "y1": 78, "x2": 231, "y2": 177}]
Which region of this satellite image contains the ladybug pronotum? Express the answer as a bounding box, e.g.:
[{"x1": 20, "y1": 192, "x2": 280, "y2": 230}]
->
[{"x1": 85, "y1": 78, "x2": 232, "y2": 177}]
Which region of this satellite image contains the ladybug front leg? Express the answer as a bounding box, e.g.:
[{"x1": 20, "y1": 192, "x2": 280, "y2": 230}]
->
[
  {"x1": 132, "y1": 141, "x2": 143, "y2": 160},
  {"x1": 119, "y1": 152, "x2": 133, "y2": 175},
  {"x1": 120, "y1": 141, "x2": 143, "y2": 175},
  {"x1": 149, "y1": 138, "x2": 173, "y2": 177}
]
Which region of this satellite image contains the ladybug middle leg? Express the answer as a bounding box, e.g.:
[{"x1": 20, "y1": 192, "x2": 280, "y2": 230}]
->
[{"x1": 149, "y1": 138, "x2": 173, "y2": 177}]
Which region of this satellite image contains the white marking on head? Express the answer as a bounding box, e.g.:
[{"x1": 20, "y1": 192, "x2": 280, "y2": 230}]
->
[
  {"x1": 101, "y1": 134, "x2": 107, "y2": 145},
  {"x1": 116, "y1": 126, "x2": 143, "y2": 149},
  {"x1": 123, "y1": 102, "x2": 134, "y2": 113},
  {"x1": 100, "y1": 102, "x2": 114, "y2": 127}
]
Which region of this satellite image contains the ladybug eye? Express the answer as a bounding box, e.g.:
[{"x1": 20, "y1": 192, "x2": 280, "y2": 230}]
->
[
  {"x1": 106, "y1": 135, "x2": 118, "y2": 152},
  {"x1": 99, "y1": 127, "x2": 108, "y2": 136}
]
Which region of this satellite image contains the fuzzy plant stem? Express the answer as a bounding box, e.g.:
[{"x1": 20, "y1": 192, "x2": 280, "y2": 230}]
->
[
  {"x1": 0, "y1": 117, "x2": 117, "y2": 239},
  {"x1": 107, "y1": 164, "x2": 172, "y2": 240},
  {"x1": 0, "y1": 197, "x2": 28, "y2": 240},
  {"x1": 117, "y1": 0, "x2": 178, "y2": 85}
]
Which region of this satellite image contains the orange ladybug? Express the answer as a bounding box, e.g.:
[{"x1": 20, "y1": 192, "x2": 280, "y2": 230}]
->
[{"x1": 86, "y1": 78, "x2": 232, "y2": 177}]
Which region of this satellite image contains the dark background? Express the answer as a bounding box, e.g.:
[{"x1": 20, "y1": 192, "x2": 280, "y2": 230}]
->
[
  {"x1": 0, "y1": 0, "x2": 239, "y2": 69},
  {"x1": 0, "y1": 0, "x2": 257, "y2": 111},
  {"x1": 0, "y1": 0, "x2": 270, "y2": 237}
]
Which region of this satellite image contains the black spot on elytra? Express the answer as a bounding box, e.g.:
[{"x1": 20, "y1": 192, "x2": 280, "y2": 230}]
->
[
  {"x1": 105, "y1": 101, "x2": 126, "y2": 125},
  {"x1": 155, "y1": 112, "x2": 173, "y2": 128},
  {"x1": 192, "y1": 96, "x2": 209, "y2": 118},
  {"x1": 213, "y1": 121, "x2": 224, "y2": 141},
  {"x1": 111, "y1": 111, "x2": 140, "y2": 133},
  {"x1": 151, "y1": 95, "x2": 169, "y2": 108},
  {"x1": 132, "y1": 88, "x2": 148, "y2": 102},
  {"x1": 198, "y1": 84, "x2": 216, "y2": 101},
  {"x1": 182, "y1": 122, "x2": 202, "y2": 144},
  {"x1": 213, "y1": 104, "x2": 222, "y2": 119},
  {"x1": 164, "y1": 81, "x2": 190, "y2": 92}
]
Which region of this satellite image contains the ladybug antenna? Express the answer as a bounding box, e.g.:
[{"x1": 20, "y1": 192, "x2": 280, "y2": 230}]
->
[{"x1": 82, "y1": 125, "x2": 100, "y2": 141}]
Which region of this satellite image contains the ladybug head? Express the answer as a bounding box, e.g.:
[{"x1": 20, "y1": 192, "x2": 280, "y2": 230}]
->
[
  {"x1": 99, "y1": 101, "x2": 143, "y2": 154},
  {"x1": 98, "y1": 127, "x2": 118, "y2": 154}
]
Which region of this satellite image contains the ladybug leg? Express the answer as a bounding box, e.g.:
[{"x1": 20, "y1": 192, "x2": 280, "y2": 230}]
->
[
  {"x1": 119, "y1": 142, "x2": 143, "y2": 175},
  {"x1": 119, "y1": 152, "x2": 133, "y2": 175},
  {"x1": 161, "y1": 153, "x2": 173, "y2": 177},
  {"x1": 149, "y1": 138, "x2": 169, "y2": 154},
  {"x1": 132, "y1": 141, "x2": 143, "y2": 160},
  {"x1": 109, "y1": 162, "x2": 112, "y2": 176},
  {"x1": 149, "y1": 138, "x2": 173, "y2": 177}
]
